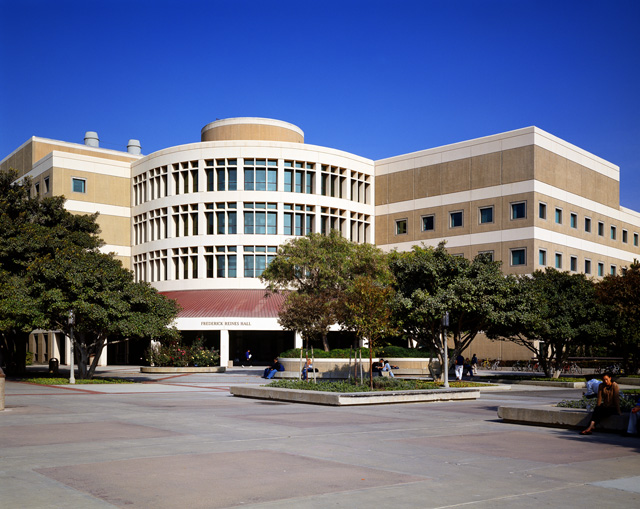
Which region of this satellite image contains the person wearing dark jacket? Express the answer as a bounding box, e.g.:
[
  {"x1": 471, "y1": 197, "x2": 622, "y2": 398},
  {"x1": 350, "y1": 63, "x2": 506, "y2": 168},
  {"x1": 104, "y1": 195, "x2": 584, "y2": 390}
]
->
[
  {"x1": 581, "y1": 372, "x2": 620, "y2": 435},
  {"x1": 263, "y1": 358, "x2": 284, "y2": 379}
]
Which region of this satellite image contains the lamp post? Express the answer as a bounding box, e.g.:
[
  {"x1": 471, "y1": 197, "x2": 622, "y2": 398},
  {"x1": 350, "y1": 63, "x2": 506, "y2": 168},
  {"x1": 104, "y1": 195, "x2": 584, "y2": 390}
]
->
[
  {"x1": 68, "y1": 310, "x2": 75, "y2": 384},
  {"x1": 441, "y1": 311, "x2": 449, "y2": 388}
]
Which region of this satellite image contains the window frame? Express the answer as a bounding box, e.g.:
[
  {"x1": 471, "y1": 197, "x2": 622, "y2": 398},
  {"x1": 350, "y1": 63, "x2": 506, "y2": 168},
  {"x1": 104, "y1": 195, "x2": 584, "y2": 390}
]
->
[
  {"x1": 395, "y1": 218, "x2": 408, "y2": 236},
  {"x1": 479, "y1": 206, "x2": 494, "y2": 225},
  {"x1": 449, "y1": 210, "x2": 464, "y2": 229},
  {"x1": 538, "y1": 202, "x2": 547, "y2": 220},
  {"x1": 510, "y1": 248, "x2": 526, "y2": 267},
  {"x1": 510, "y1": 201, "x2": 527, "y2": 220},
  {"x1": 570, "y1": 212, "x2": 577, "y2": 229},
  {"x1": 539, "y1": 249, "x2": 547, "y2": 267},
  {"x1": 584, "y1": 217, "x2": 591, "y2": 233},
  {"x1": 71, "y1": 177, "x2": 86, "y2": 194},
  {"x1": 555, "y1": 207, "x2": 563, "y2": 225},
  {"x1": 421, "y1": 214, "x2": 435, "y2": 232}
]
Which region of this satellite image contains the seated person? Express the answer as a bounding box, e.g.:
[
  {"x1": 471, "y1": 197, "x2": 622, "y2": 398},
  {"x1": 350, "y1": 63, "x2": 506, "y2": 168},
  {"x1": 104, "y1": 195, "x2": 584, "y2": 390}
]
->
[
  {"x1": 626, "y1": 397, "x2": 640, "y2": 436},
  {"x1": 372, "y1": 359, "x2": 383, "y2": 375},
  {"x1": 381, "y1": 359, "x2": 395, "y2": 378},
  {"x1": 301, "y1": 357, "x2": 313, "y2": 381},
  {"x1": 584, "y1": 377, "x2": 602, "y2": 399},
  {"x1": 463, "y1": 358, "x2": 473, "y2": 377},
  {"x1": 263, "y1": 358, "x2": 284, "y2": 379},
  {"x1": 581, "y1": 372, "x2": 620, "y2": 435}
]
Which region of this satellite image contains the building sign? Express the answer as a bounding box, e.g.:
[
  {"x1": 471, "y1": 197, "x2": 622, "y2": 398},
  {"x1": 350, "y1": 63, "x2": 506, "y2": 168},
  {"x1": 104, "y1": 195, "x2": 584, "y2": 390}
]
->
[{"x1": 200, "y1": 321, "x2": 252, "y2": 327}]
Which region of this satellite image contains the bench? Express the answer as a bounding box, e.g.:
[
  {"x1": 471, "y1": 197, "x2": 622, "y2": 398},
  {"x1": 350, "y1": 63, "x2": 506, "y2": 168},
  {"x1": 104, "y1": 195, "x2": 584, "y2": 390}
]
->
[{"x1": 498, "y1": 405, "x2": 629, "y2": 432}]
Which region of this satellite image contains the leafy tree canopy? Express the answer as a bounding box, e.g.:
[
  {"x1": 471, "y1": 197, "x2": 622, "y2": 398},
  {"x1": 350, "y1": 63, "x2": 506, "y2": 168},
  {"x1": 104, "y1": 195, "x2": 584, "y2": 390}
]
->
[
  {"x1": 389, "y1": 243, "x2": 514, "y2": 379},
  {"x1": 261, "y1": 231, "x2": 391, "y2": 350}
]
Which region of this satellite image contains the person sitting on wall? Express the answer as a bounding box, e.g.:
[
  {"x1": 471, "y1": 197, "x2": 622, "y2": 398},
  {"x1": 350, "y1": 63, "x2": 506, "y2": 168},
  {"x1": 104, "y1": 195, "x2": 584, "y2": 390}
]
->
[
  {"x1": 381, "y1": 359, "x2": 396, "y2": 378},
  {"x1": 581, "y1": 372, "x2": 620, "y2": 435},
  {"x1": 372, "y1": 359, "x2": 383, "y2": 375},
  {"x1": 302, "y1": 357, "x2": 314, "y2": 381},
  {"x1": 263, "y1": 357, "x2": 284, "y2": 379}
]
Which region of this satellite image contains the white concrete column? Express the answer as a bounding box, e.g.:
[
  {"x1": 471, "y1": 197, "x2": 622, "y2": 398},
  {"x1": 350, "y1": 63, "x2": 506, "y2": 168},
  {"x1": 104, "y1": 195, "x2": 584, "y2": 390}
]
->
[
  {"x1": 64, "y1": 334, "x2": 72, "y2": 366},
  {"x1": 50, "y1": 332, "x2": 61, "y2": 360},
  {"x1": 98, "y1": 338, "x2": 107, "y2": 366},
  {"x1": 220, "y1": 329, "x2": 229, "y2": 368},
  {"x1": 294, "y1": 331, "x2": 303, "y2": 349}
]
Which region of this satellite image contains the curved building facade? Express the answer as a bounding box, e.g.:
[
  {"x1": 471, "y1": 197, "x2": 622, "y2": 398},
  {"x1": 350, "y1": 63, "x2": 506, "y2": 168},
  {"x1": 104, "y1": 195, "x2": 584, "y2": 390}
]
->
[{"x1": 130, "y1": 118, "x2": 374, "y2": 364}]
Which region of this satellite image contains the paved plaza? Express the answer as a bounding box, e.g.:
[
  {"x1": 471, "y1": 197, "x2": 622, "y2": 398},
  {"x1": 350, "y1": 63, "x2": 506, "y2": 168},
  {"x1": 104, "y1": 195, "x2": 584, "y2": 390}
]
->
[{"x1": 1, "y1": 367, "x2": 639, "y2": 508}]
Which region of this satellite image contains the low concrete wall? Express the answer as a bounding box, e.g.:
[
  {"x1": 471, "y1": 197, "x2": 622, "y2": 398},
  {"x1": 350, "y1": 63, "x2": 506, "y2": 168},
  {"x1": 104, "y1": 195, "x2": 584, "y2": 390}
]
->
[
  {"x1": 230, "y1": 385, "x2": 480, "y2": 406},
  {"x1": 140, "y1": 366, "x2": 226, "y2": 374},
  {"x1": 498, "y1": 405, "x2": 628, "y2": 431},
  {"x1": 0, "y1": 367, "x2": 4, "y2": 411},
  {"x1": 278, "y1": 357, "x2": 438, "y2": 379},
  {"x1": 516, "y1": 380, "x2": 586, "y2": 388},
  {"x1": 618, "y1": 377, "x2": 640, "y2": 386}
]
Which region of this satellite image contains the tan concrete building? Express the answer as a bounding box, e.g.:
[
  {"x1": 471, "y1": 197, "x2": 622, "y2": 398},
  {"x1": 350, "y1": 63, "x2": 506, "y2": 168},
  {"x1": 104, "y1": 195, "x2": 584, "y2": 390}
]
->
[{"x1": 2, "y1": 121, "x2": 640, "y2": 365}]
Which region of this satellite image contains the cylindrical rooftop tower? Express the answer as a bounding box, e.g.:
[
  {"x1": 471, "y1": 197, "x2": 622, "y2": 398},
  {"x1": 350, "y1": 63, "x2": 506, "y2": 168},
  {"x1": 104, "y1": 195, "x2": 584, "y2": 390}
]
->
[{"x1": 201, "y1": 117, "x2": 304, "y2": 143}]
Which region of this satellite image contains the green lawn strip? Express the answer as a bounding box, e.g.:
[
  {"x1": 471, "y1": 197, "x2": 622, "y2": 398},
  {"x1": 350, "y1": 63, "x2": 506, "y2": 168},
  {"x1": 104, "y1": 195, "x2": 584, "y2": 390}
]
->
[
  {"x1": 17, "y1": 376, "x2": 135, "y2": 385},
  {"x1": 266, "y1": 379, "x2": 490, "y2": 393},
  {"x1": 557, "y1": 389, "x2": 640, "y2": 411}
]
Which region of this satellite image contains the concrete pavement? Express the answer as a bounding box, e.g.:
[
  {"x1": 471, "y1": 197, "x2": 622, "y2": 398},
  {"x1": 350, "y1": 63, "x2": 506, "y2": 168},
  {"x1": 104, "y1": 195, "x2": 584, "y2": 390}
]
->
[{"x1": 1, "y1": 366, "x2": 639, "y2": 508}]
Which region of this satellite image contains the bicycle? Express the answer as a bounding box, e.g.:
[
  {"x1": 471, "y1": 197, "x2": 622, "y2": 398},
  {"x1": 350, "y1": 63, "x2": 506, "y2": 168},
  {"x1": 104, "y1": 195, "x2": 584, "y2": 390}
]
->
[{"x1": 491, "y1": 359, "x2": 501, "y2": 371}]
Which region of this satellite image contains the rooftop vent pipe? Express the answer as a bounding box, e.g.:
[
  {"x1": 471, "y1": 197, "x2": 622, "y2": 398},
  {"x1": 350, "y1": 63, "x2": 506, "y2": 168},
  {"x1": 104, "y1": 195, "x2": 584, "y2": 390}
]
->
[
  {"x1": 127, "y1": 139, "x2": 141, "y2": 155},
  {"x1": 84, "y1": 131, "x2": 99, "y2": 147}
]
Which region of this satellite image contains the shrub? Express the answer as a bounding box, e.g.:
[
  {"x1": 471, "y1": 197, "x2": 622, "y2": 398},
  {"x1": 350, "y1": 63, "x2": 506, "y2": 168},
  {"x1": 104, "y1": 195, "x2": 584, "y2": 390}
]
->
[
  {"x1": 558, "y1": 390, "x2": 640, "y2": 411},
  {"x1": 146, "y1": 338, "x2": 220, "y2": 367},
  {"x1": 278, "y1": 346, "x2": 435, "y2": 359},
  {"x1": 266, "y1": 379, "x2": 489, "y2": 392}
]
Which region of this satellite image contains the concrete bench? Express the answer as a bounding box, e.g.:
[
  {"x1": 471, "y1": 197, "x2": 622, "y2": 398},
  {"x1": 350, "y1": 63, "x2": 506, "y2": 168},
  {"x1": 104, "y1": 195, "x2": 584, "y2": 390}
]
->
[{"x1": 498, "y1": 405, "x2": 629, "y2": 432}]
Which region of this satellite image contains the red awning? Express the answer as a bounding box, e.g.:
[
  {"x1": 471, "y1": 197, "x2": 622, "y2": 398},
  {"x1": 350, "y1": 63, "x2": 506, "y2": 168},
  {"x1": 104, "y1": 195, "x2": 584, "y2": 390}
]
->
[{"x1": 160, "y1": 289, "x2": 287, "y2": 318}]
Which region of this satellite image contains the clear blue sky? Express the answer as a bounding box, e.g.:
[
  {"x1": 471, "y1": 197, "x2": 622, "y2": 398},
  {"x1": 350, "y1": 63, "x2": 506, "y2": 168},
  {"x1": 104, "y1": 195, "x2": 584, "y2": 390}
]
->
[{"x1": 2, "y1": 0, "x2": 639, "y2": 211}]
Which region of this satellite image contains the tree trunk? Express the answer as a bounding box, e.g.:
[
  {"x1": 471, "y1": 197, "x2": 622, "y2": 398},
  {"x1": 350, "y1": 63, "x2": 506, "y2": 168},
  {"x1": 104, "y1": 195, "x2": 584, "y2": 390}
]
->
[
  {"x1": 87, "y1": 335, "x2": 106, "y2": 379},
  {"x1": 322, "y1": 332, "x2": 329, "y2": 352}
]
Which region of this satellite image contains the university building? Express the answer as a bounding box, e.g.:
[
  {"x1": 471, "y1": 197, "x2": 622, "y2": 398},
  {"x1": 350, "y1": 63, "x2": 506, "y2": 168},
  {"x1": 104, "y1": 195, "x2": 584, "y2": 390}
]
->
[{"x1": 3, "y1": 118, "x2": 639, "y2": 365}]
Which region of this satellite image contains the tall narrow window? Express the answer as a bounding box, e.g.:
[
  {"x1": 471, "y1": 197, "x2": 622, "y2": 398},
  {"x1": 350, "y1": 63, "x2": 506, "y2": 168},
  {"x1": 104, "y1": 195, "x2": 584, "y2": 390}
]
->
[
  {"x1": 555, "y1": 208, "x2": 562, "y2": 224},
  {"x1": 539, "y1": 202, "x2": 547, "y2": 220},
  {"x1": 584, "y1": 217, "x2": 591, "y2": 233}
]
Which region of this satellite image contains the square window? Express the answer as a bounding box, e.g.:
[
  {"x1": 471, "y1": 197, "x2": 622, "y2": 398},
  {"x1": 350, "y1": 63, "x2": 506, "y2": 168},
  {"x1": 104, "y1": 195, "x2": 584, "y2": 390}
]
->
[
  {"x1": 555, "y1": 208, "x2": 562, "y2": 224},
  {"x1": 539, "y1": 202, "x2": 547, "y2": 220},
  {"x1": 555, "y1": 253, "x2": 562, "y2": 269},
  {"x1": 422, "y1": 215, "x2": 435, "y2": 231},
  {"x1": 511, "y1": 201, "x2": 526, "y2": 220},
  {"x1": 584, "y1": 259, "x2": 591, "y2": 274},
  {"x1": 570, "y1": 256, "x2": 577, "y2": 272},
  {"x1": 539, "y1": 249, "x2": 547, "y2": 266},
  {"x1": 598, "y1": 221, "x2": 604, "y2": 236},
  {"x1": 511, "y1": 248, "x2": 526, "y2": 266},
  {"x1": 611, "y1": 226, "x2": 617, "y2": 240},
  {"x1": 622, "y1": 229, "x2": 628, "y2": 243},
  {"x1": 570, "y1": 213, "x2": 577, "y2": 229},
  {"x1": 72, "y1": 178, "x2": 86, "y2": 193},
  {"x1": 584, "y1": 217, "x2": 591, "y2": 233},
  {"x1": 450, "y1": 211, "x2": 463, "y2": 228},
  {"x1": 396, "y1": 219, "x2": 407, "y2": 235},
  {"x1": 479, "y1": 207, "x2": 493, "y2": 224},
  {"x1": 478, "y1": 250, "x2": 494, "y2": 262},
  {"x1": 598, "y1": 262, "x2": 604, "y2": 277}
]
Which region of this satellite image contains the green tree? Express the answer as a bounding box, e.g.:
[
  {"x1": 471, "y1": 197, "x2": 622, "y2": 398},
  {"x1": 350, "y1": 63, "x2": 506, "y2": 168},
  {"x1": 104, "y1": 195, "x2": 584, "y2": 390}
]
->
[
  {"x1": 0, "y1": 169, "x2": 102, "y2": 372},
  {"x1": 389, "y1": 243, "x2": 513, "y2": 380},
  {"x1": 341, "y1": 275, "x2": 397, "y2": 388},
  {"x1": 596, "y1": 260, "x2": 640, "y2": 375},
  {"x1": 487, "y1": 268, "x2": 608, "y2": 378},
  {"x1": 261, "y1": 231, "x2": 389, "y2": 351},
  {"x1": 27, "y1": 245, "x2": 180, "y2": 379}
]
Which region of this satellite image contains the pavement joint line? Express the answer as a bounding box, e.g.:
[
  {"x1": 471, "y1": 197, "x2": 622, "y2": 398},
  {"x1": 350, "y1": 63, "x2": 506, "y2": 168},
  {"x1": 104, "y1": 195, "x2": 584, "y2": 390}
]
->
[{"x1": 431, "y1": 481, "x2": 586, "y2": 508}]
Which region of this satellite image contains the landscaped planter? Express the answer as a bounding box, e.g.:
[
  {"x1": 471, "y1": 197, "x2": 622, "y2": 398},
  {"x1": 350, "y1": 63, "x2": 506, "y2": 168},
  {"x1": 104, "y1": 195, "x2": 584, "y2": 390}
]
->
[
  {"x1": 140, "y1": 366, "x2": 226, "y2": 374},
  {"x1": 230, "y1": 385, "x2": 479, "y2": 406},
  {"x1": 277, "y1": 357, "x2": 439, "y2": 379}
]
